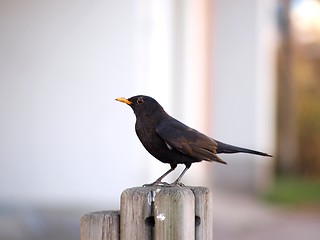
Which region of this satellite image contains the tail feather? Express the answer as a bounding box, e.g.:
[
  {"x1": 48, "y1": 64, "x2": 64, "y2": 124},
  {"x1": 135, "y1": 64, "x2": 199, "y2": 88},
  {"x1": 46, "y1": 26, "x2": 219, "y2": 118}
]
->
[{"x1": 215, "y1": 140, "x2": 272, "y2": 157}]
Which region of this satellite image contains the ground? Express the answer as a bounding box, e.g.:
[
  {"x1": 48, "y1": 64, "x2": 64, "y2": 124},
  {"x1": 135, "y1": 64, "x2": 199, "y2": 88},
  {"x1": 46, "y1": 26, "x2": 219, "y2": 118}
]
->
[{"x1": 214, "y1": 191, "x2": 320, "y2": 240}]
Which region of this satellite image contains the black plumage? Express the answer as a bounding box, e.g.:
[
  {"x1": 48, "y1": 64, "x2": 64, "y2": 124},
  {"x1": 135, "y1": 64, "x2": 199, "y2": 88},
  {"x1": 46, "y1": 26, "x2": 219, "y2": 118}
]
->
[{"x1": 116, "y1": 95, "x2": 271, "y2": 186}]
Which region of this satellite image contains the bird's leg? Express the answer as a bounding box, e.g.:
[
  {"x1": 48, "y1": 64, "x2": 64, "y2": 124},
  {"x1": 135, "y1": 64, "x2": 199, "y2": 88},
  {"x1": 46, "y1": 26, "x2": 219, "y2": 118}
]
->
[
  {"x1": 143, "y1": 164, "x2": 177, "y2": 187},
  {"x1": 170, "y1": 164, "x2": 190, "y2": 186}
]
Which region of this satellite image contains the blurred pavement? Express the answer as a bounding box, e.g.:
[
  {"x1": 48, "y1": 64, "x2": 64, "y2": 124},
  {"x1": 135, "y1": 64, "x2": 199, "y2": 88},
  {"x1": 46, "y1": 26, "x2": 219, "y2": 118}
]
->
[{"x1": 214, "y1": 191, "x2": 320, "y2": 240}]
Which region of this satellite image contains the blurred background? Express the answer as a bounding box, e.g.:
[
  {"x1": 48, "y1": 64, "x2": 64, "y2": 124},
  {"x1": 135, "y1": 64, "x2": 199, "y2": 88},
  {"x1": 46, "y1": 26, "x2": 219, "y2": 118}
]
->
[{"x1": 0, "y1": 0, "x2": 320, "y2": 239}]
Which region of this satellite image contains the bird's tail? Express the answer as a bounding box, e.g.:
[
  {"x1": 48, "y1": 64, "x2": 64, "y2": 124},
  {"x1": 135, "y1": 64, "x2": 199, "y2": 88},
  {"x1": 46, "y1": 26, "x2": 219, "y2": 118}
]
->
[{"x1": 215, "y1": 140, "x2": 272, "y2": 157}]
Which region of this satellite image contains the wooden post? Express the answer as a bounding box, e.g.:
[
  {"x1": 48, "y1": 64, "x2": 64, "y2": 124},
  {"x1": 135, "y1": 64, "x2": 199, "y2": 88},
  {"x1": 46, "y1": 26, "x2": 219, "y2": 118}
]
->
[
  {"x1": 191, "y1": 187, "x2": 213, "y2": 240},
  {"x1": 80, "y1": 211, "x2": 120, "y2": 240},
  {"x1": 80, "y1": 186, "x2": 213, "y2": 240}
]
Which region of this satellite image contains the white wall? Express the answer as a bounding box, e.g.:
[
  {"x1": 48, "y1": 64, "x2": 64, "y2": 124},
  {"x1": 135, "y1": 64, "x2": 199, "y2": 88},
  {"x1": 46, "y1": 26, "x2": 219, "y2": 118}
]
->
[
  {"x1": 0, "y1": 1, "x2": 141, "y2": 207},
  {"x1": 212, "y1": 0, "x2": 276, "y2": 192},
  {"x1": 0, "y1": 0, "x2": 277, "y2": 209}
]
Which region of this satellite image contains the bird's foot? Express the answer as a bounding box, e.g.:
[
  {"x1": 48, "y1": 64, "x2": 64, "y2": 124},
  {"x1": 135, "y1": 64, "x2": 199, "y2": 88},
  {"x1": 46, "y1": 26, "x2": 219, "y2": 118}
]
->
[
  {"x1": 142, "y1": 181, "x2": 185, "y2": 187},
  {"x1": 168, "y1": 182, "x2": 185, "y2": 187},
  {"x1": 176, "y1": 182, "x2": 185, "y2": 187},
  {"x1": 142, "y1": 181, "x2": 170, "y2": 187}
]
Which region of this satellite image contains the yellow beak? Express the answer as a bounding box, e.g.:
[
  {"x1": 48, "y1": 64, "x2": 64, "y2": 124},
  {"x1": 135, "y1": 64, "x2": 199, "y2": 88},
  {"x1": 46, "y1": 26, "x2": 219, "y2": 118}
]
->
[{"x1": 115, "y1": 97, "x2": 132, "y2": 105}]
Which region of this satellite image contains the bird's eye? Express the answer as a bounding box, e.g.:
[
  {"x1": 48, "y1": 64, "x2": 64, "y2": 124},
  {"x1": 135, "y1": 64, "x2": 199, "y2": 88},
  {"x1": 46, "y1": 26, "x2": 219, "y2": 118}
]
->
[{"x1": 137, "y1": 97, "x2": 144, "y2": 105}]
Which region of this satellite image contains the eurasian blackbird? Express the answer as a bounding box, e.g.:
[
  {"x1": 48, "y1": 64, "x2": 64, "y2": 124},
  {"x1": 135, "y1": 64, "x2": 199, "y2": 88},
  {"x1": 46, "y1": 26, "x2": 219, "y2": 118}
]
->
[{"x1": 116, "y1": 95, "x2": 271, "y2": 186}]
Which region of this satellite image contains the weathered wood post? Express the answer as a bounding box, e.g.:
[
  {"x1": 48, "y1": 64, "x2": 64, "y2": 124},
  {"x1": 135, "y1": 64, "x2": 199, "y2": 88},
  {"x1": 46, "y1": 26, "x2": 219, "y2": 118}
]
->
[
  {"x1": 81, "y1": 211, "x2": 120, "y2": 240},
  {"x1": 80, "y1": 186, "x2": 213, "y2": 240}
]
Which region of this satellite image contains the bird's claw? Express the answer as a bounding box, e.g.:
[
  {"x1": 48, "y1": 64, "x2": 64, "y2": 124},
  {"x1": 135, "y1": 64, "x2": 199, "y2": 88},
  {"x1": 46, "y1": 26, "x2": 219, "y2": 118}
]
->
[
  {"x1": 142, "y1": 181, "x2": 185, "y2": 187},
  {"x1": 142, "y1": 181, "x2": 170, "y2": 187},
  {"x1": 174, "y1": 182, "x2": 185, "y2": 187},
  {"x1": 167, "y1": 182, "x2": 185, "y2": 187}
]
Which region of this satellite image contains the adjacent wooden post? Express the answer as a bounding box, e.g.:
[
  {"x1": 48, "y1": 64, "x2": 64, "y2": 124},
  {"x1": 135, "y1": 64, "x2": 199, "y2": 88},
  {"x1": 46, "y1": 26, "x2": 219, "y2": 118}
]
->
[
  {"x1": 81, "y1": 211, "x2": 120, "y2": 240},
  {"x1": 80, "y1": 186, "x2": 213, "y2": 240}
]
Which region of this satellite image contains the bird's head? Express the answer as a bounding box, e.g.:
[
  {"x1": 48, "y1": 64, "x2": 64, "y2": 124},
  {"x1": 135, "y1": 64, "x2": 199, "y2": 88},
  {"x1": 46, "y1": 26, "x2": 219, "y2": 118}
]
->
[{"x1": 116, "y1": 95, "x2": 164, "y2": 117}]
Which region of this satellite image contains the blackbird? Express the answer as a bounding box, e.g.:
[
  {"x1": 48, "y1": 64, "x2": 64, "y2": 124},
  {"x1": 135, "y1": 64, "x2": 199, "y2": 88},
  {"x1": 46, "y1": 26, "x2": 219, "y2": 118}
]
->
[{"x1": 116, "y1": 95, "x2": 271, "y2": 186}]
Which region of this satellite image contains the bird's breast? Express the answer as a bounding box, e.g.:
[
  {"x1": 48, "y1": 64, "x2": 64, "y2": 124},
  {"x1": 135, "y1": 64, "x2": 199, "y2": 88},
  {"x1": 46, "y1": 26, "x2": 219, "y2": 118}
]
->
[{"x1": 135, "y1": 120, "x2": 173, "y2": 163}]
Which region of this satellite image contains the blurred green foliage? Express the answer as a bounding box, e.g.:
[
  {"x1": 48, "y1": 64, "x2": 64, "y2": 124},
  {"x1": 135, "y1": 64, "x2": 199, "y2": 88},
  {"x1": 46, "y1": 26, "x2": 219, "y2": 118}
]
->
[{"x1": 264, "y1": 176, "x2": 320, "y2": 206}]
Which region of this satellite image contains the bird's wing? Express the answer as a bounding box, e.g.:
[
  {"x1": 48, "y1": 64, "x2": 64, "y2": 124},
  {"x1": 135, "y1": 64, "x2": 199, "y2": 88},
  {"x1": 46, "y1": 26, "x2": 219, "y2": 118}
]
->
[{"x1": 156, "y1": 120, "x2": 226, "y2": 164}]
